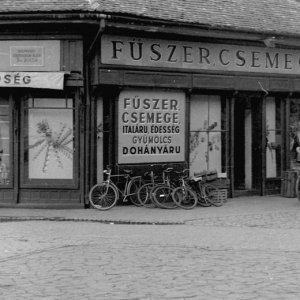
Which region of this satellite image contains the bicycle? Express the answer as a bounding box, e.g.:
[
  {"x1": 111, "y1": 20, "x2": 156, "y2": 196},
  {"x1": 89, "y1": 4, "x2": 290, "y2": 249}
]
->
[
  {"x1": 137, "y1": 164, "x2": 167, "y2": 208},
  {"x1": 137, "y1": 169, "x2": 158, "y2": 208},
  {"x1": 171, "y1": 169, "x2": 198, "y2": 209},
  {"x1": 151, "y1": 167, "x2": 179, "y2": 209},
  {"x1": 89, "y1": 166, "x2": 144, "y2": 210},
  {"x1": 188, "y1": 175, "x2": 211, "y2": 207},
  {"x1": 190, "y1": 172, "x2": 223, "y2": 207}
]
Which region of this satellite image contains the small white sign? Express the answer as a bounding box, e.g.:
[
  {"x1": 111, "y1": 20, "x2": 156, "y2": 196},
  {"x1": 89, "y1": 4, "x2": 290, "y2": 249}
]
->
[{"x1": 10, "y1": 46, "x2": 44, "y2": 67}]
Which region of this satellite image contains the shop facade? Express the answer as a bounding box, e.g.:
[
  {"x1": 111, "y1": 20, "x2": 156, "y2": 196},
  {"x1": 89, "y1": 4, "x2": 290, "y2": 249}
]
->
[
  {"x1": 1, "y1": 4, "x2": 300, "y2": 207},
  {"x1": 89, "y1": 31, "x2": 300, "y2": 198},
  {"x1": 0, "y1": 36, "x2": 86, "y2": 207}
]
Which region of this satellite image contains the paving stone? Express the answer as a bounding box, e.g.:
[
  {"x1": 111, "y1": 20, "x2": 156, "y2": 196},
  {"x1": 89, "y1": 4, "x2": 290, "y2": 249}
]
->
[{"x1": 1, "y1": 197, "x2": 300, "y2": 299}]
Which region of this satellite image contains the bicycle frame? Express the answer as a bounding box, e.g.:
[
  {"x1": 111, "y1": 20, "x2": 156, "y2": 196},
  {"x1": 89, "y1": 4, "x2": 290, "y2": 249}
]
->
[{"x1": 104, "y1": 168, "x2": 142, "y2": 202}]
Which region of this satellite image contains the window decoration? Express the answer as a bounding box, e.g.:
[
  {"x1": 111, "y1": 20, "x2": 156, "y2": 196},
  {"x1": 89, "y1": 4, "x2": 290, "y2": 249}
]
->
[
  {"x1": 28, "y1": 98, "x2": 74, "y2": 179},
  {"x1": 29, "y1": 119, "x2": 73, "y2": 173}
]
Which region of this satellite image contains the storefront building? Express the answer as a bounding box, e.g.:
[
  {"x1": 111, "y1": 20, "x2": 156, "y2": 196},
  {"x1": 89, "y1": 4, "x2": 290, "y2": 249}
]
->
[
  {"x1": 0, "y1": 27, "x2": 86, "y2": 207},
  {"x1": 3, "y1": 1, "x2": 300, "y2": 207},
  {"x1": 89, "y1": 25, "x2": 300, "y2": 199}
]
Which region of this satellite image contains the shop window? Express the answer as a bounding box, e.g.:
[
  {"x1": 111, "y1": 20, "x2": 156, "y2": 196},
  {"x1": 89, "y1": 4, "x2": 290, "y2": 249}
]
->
[
  {"x1": 26, "y1": 98, "x2": 74, "y2": 180},
  {"x1": 266, "y1": 97, "x2": 282, "y2": 178},
  {"x1": 189, "y1": 95, "x2": 226, "y2": 175},
  {"x1": 289, "y1": 98, "x2": 300, "y2": 170},
  {"x1": 0, "y1": 97, "x2": 10, "y2": 185}
]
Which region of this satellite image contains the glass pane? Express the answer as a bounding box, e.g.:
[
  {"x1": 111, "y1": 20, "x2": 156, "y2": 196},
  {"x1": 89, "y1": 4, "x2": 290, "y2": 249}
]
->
[
  {"x1": 208, "y1": 132, "x2": 222, "y2": 172},
  {"x1": 266, "y1": 97, "x2": 276, "y2": 130},
  {"x1": 266, "y1": 98, "x2": 281, "y2": 177},
  {"x1": 190, "y1": 95, "x2": 208, "y2": 131},
  {"x1": 0, "y1": 121, "x2": 9, "y2": 138},
  {"x1": 276, "y1": 98, "x2": 281, "y2": 130},
  {"x1": 33, "y1": 98, "x2": 67, "y2": 108},
  {"x1": 67, "y1": 98, "x2": 73, "y2": 108},
  {"x1": 0, "y1": 105, "x2": 9, "y2": 115},
  {"x1": 266, "y1": 130, "x2": 281, "y2": 177},
  {"x1": 28, "y1": 98, "x2": 33, "y2": 108},
  {"x1": 28, "y1": 108, "x2": 74, "y2": 179},
  {"x1": 189, "y1": 131, "x2": 208, "y2": 175},
  {"x1": 189, "y1": 94, "x2": 224, "y2": 175},
  {"x1": 208, "y1": 95, "x2": 221, "y2": 131},
  {"x1": 0, "y1": 97, "x2": 8, "y2": 105},
  {"x1": 0, "y1": 98, "x2": 10, "y2": 185}
]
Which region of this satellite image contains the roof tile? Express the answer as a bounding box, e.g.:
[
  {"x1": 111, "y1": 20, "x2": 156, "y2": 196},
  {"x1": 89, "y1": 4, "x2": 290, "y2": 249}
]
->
[{"x1": 2, "y1": 0, "x2": 300, "y2": 37}]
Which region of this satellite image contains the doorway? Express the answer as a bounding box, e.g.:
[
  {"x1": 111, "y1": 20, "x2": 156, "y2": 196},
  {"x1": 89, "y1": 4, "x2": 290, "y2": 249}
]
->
[{"x1": 233, "y1": 94, "x2": 263, "y2": 196}]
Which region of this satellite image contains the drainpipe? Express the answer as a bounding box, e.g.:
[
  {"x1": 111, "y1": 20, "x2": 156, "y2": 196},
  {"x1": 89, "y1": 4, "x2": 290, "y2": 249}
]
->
[
  {"x1": 84, "y1": 15, "x2": 107, "y2": 206},
  {"x1": 87, "y1": 17, "x2": 106, "y2": 57}
]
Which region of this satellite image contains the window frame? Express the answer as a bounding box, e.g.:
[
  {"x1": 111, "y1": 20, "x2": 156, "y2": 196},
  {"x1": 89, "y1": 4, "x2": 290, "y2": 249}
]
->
[
  {"x1": 0, "y1": 92, "x2": 13, "y2": 188},
  {"x1": 20, "y1": 91, "x2": 79, "y2": 189},
  {"x1": 189, "y1": 93, "x2": 228, "y2": 174},
  {"x1": 265, "y1": 96, "x2": 282, "y2": 179}
]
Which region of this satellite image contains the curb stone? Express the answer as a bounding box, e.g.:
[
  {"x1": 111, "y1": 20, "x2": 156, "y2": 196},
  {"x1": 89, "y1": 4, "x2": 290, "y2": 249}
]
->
[{"x1": 0, "y1": 216, "x2": 185, "y2": 225}]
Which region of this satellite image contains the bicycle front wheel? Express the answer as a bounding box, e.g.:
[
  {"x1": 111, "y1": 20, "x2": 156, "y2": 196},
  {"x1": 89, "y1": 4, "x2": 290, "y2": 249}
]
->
[
  {"x1": 152, "y1": 185, "x2": 177, "y2": 209},
  {"x1": 89, "y1": 182, "x2": 118, "y2": 210},
  {"x1": 127, "y1": 177, "x2": 145, "y2": 206},
  {"x1": 197, "y1": 183, "x2": 211, "y2": 207},
  {"x1": 172, "y1": 186, "x2": 197, "y2": 210},
  {"x1": 138, "y1": 183, "x2": 156, "y2": 208}
]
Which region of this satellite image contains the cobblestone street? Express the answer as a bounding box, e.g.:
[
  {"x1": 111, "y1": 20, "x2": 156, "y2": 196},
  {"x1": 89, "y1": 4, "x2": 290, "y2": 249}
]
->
[{"x1": 1, "y1": 197, "x2": 300, "y2": 299}]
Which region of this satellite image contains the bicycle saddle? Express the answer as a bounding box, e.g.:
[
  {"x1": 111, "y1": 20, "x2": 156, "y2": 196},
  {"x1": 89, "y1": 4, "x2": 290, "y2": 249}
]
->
[{"x1": 123, "y1": 169, "x2": 133, "y2": 175}]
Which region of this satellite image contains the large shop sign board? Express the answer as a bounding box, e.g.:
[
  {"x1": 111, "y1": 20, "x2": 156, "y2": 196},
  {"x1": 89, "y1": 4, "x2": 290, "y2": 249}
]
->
[
  {"x1": 102, "y1": 35, "x2": 300, "y2": 75},
  {"x1": 118, "y1": 89, "x2": 185, "y2": 164}
]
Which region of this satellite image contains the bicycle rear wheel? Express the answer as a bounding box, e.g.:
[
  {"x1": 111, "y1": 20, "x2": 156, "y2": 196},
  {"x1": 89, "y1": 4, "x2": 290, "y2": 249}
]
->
[
  {"x1": 172, "y1": 186, "x2": 197, "y2": 209},
  {"x1": 138, "y1": 183, "x2": 157, "y2": 208},
  {"x1": 152, "y1": 185, "x2": 177, "y2": 209},
  {"x1": 89, "y1": 182, "x2": 118, "y2": 210},
  {"x1": 197, "y1": 183, "x2": 211, "y2": 207}
]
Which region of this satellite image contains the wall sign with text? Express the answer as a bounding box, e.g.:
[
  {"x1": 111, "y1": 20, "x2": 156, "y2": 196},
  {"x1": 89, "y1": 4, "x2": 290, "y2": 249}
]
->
[
  {"x1": 0, "y1": 40, "x2": 60, "y2": 71},
  {"x1": 118, "y1": 89, "x2": 185, "y2": 164},
  {"x1": 0, "y1": 72, "x2": 65, "y2": 89},
  {"x1": 102, "y1": 35, "x2": 300, "y2": 75}
]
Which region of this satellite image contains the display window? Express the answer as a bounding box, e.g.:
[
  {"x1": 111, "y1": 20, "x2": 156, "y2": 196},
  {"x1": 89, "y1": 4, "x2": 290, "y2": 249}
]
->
[
  {"x1": 0, "y1": 96, "x2": 11, "y2": 186},
  {"x1": 22, "y1": 96, "x2": 77, "y2": 187},
  {"x1": 189, "y1": 94, "x2": 227, "y2": 176},
  {"x1": 289, "y1": 97, "x2": 300, "y2": 171},
  {"x1": 265, "y1": 97, "x2": 282, "y2": 178}
]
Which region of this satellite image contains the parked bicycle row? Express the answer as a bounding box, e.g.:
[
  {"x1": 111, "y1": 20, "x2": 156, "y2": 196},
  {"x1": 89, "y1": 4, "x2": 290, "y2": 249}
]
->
[{"x1": 89, "y1": 165, "x2": 227, "y2": 210}]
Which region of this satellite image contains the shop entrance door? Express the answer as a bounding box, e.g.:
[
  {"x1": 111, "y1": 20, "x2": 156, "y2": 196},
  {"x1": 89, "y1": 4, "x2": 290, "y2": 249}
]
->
[{"x1": 233, "y1": 94, "x2": 263, "y2": 196}]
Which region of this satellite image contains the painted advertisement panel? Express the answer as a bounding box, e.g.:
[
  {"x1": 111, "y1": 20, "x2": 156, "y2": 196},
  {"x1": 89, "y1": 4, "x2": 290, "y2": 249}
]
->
[{"x1": 118, "y1": 89, "x2": 185, "y2": 164}]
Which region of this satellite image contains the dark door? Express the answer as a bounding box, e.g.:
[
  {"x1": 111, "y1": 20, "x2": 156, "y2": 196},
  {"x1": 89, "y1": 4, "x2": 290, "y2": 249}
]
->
[{"x1": 233, "y1": 94, "x2": 263, "y2": 196}]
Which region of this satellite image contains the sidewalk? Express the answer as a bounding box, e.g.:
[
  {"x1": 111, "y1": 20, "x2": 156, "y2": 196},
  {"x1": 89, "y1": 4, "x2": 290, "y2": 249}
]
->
[{"x1": 0, "y1": 195, "x2": 299, "y2": 224}]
